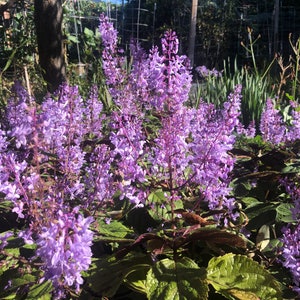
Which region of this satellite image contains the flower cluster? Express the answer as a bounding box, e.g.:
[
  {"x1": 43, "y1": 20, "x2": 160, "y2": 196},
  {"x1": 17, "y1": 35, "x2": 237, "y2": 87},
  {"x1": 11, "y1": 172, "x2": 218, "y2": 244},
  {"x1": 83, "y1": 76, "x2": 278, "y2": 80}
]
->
[
  {"x1": 0, "y1": 83, "x2": 100, "y2": 295},
  {"x1": 281, "y1": 224, "x2": 300, "y2": 293},
  {"x1": 36, "y1": 209, "x2": 93, "y2": 299},
  {"x1": 259, "y1": 99, "x2": 286, "y2": 144},
  {"x1": 99, "y1": 15, "x2": 242, "y2": 219},
  {"x1": 188, "y1": 85, "x2": 242, "y2": 213},
  {"x1": 195, "y1": 65, "x2": 222, "y2": 78},
  {"x1": 259, "y1": 99, "x2": 300, "y2": 143},
  {"x1": 279, "y1": 179, "x2": 300, "y2": 292}
]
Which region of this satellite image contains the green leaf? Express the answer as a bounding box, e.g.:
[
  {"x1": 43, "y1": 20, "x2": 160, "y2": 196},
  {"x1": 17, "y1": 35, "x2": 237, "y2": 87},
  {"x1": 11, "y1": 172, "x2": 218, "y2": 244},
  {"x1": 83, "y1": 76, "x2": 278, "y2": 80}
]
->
[
  {"x1": 86, "y1": 255, "x2": 151, "y2": 298},
  {"x1": 207, "y1": 253, "x2": 282, "y2": 300},
  {"x1": 276, "y1": 203, "x2": 294, "y2": 223},
  {"x1": 0, "y1": 269, "x2": 36, "y2": 298},
  {"x1": 68, "y1": 34, "x2": 79, "y2": 43},
  {"x1": 146, "y1": 257, "x2": 208, "y2": 300},
  {"x1": 240, "y1": 197, "x2": 260, "y2": 206},
  {"x1": 123, "y1": 266, "x2": 149, "y2": 294},
  {"x1": 98, "y1": 219, "x2": 134, "y2": 241},
  {"x1": 256, "y1": 225, "x2": 270, "y2": 251},
  {"x1": 27, "y1": 281, "x2": 53, "y2": 299},
  {"x1": 84, "y1": 27, "x2": 94, "y2": 38},
  {"x1": 245, "y1": 202, "x2": 277, "y2": 230},
  {"x1": 147, "y1": 189, "x2": 183, "y2": 221}
]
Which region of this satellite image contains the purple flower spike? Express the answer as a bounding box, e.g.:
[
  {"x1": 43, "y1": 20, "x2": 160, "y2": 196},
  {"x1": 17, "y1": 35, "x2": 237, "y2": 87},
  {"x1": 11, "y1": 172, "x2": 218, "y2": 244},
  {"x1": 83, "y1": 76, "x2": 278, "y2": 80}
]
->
[{"x1": 36, "y1": 209, "x2": 93, "y2": 297}]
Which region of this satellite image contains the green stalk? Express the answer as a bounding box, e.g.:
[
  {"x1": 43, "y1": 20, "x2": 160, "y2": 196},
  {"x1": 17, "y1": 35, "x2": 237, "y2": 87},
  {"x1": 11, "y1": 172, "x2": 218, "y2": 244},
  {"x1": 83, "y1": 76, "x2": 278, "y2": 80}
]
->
[{"x1": 289, "y1": 35, "x2": 300, "y2": 101}]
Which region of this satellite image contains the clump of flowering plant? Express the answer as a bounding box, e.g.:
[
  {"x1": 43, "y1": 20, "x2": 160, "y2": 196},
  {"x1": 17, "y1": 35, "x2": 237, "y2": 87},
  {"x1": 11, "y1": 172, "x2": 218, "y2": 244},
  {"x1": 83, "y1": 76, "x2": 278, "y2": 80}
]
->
[{"x1": 0, "y1": 15, "x2": 293, "y2": 300}]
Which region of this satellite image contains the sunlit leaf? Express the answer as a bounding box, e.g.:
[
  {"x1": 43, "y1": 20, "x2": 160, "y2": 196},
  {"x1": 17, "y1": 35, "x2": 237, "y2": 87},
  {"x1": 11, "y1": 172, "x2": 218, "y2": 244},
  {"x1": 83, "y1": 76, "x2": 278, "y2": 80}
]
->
[
  {"x1": 147, "y1": 189, "x2": 183, "y2": 221},
  {"x1": 97, "y1": 219, "x2": 134, "y2": 240},
  {"x1": 27, "y1": 280, "x2": 53, "y2": 299},
  {"x1": 256, "y1": 225, "x2": 270, "y2": 251},
  {"x1": 124, "y1": 266, "x2": 149, "y2": 294},
  {"x1": 146, "y1": 257, "x2": 208, "y2": 300},
  {"x1": 207, "y1": 253, "x2": 282, "y2": 300}
]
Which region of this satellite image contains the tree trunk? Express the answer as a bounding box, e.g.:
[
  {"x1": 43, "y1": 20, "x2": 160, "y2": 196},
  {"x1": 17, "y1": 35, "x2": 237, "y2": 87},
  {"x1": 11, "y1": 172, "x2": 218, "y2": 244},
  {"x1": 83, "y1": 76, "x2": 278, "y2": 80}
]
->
[
  {"x1": 273, "y1": 0, "x2": 280, "y2": 54},
  {"x1": 188, "y1": 0, "x2": 198, "y2": 67},
  {"x1": 34, "y1": 0, "x2": 66, "y2": 93}
]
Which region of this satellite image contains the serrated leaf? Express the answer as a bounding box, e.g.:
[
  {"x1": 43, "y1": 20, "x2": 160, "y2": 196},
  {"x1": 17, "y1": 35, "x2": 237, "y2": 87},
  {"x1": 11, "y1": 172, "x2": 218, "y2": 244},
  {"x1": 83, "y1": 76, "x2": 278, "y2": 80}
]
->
[
  {"x1": 123, "y1": 266, "x2": 149, "y2": 294},
  {"x1": 86, "y1": 255, "x2": 151, "y2": 298},
  {"x1": 146, "y1": 257, "x2": 208, "y2": 300},
  {"x1": 98, "y1": 219, "x2": 134, "y2": 239},
  {"x1": 207, "y1": 253, "x2": 282, "y2": 300},
  {"x1": 27, "y1": 280, "x2": 53, "y2": 299}
]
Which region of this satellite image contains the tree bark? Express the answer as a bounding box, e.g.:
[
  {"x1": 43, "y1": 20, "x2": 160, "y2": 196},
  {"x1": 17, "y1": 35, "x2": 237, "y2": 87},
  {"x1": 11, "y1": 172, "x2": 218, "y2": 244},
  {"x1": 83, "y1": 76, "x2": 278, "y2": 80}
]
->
[
  {"x1": 188, "y1": 0, "x2": 198, "y2": 67},
  {"x1": 34, "y1": 0, "x2": 66, "y2": 92}
]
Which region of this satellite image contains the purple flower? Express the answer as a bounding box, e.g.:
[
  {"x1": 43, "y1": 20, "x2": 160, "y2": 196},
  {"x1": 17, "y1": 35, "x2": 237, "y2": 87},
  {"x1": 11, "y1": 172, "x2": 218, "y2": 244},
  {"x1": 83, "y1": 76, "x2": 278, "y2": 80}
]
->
[
  {"x1": 287, "y1": 100, "x2": 300, "y2": 141},
  {"x1": 39, "y1": 84, "x2": 86, "y2": 151},
  {"x1": 0, "y1": 231, "x2": 13, "y2": 250},
  {"x1": 5, "y1": 82, "x2": 34, "y2": 149},
  {"x1": 83, "y1": 144, "x2": 114, "y2": 208},
  {"x1": 188, "y1": 85, "x2": 242, "y2": 212},
  {"x1": 260, "y1": 99, "x2": 286, "y2": 144},
  {"x1": 237, "y1": 120, "x2": 256, "y2": 138},
  {"x1": 99, "y1": 14, "x2": 127, "y2": 94},
  {"x1": 109, "y1": 112, "x2": 146, "y2": 204},
  {"x1": 85, "y1": 85, "x2": 105, "y2": 136},
  {"x1": 281, "y1": 224, "x2": 300, "y2": 293},
  {"x1": 36, "y1": 209, "x2": 93, "y2": 297},
  {"x1": 195, "y1": 65, "x2": 222, "y2": 78}
]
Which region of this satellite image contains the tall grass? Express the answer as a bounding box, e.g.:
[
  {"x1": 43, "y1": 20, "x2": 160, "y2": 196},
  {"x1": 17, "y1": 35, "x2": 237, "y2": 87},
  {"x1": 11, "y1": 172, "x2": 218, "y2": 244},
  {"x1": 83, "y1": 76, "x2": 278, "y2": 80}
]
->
[{"x1": 191, "y1": 58, "x2": 274, "y2": 129}]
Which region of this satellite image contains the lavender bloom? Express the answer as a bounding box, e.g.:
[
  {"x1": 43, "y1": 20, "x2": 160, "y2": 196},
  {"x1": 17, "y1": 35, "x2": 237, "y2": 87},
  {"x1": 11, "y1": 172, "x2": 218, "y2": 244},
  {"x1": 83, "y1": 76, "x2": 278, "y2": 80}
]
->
[
  {"x1": 0, "y1": 153, "x2": 27, "y2": 218},
  {"x1": 279, "y1": 180, "x2": 300, "y2": 293},
  {"x1": 5, "y1": 82, "x2": 33, "y2": 149},
  {"x1": 189, "y1": 85, "x2": 242, "y2": 212},
  {"x1": 85, "y1": 85, "x2": 105, "y2": 136},
  {"x1": 57, "y1": 145, "x2": 85, "y2": 176},
  {"x1": 83, "y1": 144, "x2": 114, "y2": 208},
  {"x1": 99, "y1": 21, "x2": 192, "y2": 113},
  {"x1": 196, "y1": 65, "x2": 222, "y2": 78},
  {"x1": 260, "y1": 99, "x2": 286, "y2": 144},
  {"x1": 287, "y1": 101, "x2": 300, "y2": 141},
  {"x1": 281, "y1": 224, "x2": 300, "y2": 293},
  {"x1": 109, "y1": 112, "x2": 146, "y2": 204},
  {"x1": 39, "y1": 84, "x2": 86, "y2": 150},
  {"x1": 237, "y1": 120, "x2": 256, "y2": 138},
  {"x1": 158, "y1": 30, "x2": 192, "y2": 112},
  {"x1": 0, "y1": 127, "x2": 7, "y2": 152},
  {"x1": 149, "y1": 109, "x2": 190, "y2": 189},
  {"x1": 99, "y1": 14, "x2": 127, "y2": 95},
  {"x1": 0, "y1": 231, "x2": 13, "y2": 250},
  {"x1": 36, "y1": 209, "x2": 93, "y2": 297}
]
